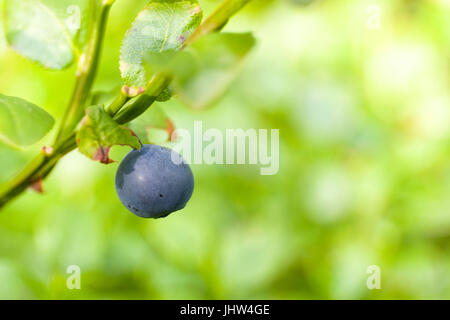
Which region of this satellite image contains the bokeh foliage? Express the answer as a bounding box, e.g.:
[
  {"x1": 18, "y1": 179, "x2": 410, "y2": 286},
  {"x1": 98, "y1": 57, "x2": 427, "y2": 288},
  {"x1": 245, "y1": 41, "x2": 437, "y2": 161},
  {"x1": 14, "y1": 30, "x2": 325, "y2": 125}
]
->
[{"x1": 0, "y1": 0, "x2": 449, "y2": 299}]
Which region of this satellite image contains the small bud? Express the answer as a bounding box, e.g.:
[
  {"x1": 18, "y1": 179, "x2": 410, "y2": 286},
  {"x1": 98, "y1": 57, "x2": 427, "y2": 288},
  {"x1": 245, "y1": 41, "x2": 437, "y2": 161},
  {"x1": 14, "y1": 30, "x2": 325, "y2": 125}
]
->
[
  {"x1": 122, "y1": 85, "x2": 130, "y2": 95},
  {"x1": 30, "y1": 180, "x2": 44, "y2": 193},
  {"x1": 127, "y1": 87, "x2": 145, "y2": 97},
  {"x1": 42, "y1": 146, "x2": 53, "y2": 155}
]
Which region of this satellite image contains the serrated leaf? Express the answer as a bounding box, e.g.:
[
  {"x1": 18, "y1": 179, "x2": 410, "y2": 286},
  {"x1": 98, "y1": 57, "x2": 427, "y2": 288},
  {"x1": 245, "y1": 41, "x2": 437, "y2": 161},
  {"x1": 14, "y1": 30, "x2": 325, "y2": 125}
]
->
[
  {"x1": 175, "y1": 32, "x2": 256, "y2": 109},
  {"x1": 4, "y1": 0, "x2": 91, "y2": 69},
  {"x1": 0, "y1": 94, "x2": 55, "y2": 146},
  {"x1": 76, "y1": 105, "x2": 141, "y2": 164},
  {"x1": 120, "y1": 0, "x2": 202, "y2": 91},
  {"x1": 128, "y1": 105, "x2": 175, "y2": 144}
]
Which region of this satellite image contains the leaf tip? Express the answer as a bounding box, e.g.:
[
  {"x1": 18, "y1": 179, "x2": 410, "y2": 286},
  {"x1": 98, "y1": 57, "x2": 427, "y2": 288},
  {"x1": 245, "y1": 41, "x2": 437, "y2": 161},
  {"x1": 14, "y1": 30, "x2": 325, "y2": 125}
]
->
[{"x1": 93, "y1": 147, "x2": 114, "y2": 164}]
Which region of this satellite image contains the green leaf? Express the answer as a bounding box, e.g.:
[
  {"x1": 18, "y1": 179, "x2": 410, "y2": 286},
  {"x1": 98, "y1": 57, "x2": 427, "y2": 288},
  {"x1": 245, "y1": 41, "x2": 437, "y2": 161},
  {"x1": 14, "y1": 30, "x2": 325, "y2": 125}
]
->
[
  {"x1": 76, "y1": 105, "x2": 141, "y2": 164},
  {"x1": 128, "y1": 105, "x2": 175, "y2": 144},
  {"x1": 120, "y1": 0, "x2": 202, "y2": 93},
  {"x1": 4, "y1": 0, "x2": 92, "y2": 70},
  {"x1": 175, "y1": 32, "x2": 256, "y2": 109},
  {"x1": 0, "y1": 94, "x2": 55, "y2": 146}
]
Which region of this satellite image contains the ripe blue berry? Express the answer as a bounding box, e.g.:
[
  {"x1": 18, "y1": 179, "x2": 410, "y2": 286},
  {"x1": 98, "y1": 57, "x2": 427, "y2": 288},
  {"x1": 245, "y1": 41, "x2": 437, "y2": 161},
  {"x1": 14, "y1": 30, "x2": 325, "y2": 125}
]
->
[{"x1": 115, "y1": 144, "x2": 194, "y2": 218}]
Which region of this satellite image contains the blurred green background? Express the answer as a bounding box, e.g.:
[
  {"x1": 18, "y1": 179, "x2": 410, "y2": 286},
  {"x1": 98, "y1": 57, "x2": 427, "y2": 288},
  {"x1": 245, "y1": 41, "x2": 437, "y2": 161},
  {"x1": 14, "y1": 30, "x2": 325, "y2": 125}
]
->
[{"x1": 0, "y1": 0, "x2": 449, "y2": 299}]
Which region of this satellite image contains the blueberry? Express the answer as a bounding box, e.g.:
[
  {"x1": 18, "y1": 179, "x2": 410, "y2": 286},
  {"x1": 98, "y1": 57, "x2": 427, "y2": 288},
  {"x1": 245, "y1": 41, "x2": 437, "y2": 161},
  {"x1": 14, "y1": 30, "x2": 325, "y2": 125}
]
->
[{"x1": 115, "y1": 144, "x2": 194, "y2": 218}]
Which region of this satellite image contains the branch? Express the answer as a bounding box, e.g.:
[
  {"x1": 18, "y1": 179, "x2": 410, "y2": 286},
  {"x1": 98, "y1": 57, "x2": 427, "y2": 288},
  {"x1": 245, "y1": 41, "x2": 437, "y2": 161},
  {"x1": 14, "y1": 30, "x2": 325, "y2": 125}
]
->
[
  {"x1": 113, "y1": 73, "x2": 172, "y2": 124},
  {"x1": 54, "y1": 0, "x2": 114, "y2": 144},
  {"x1": 0, "y1": 1, "x2": 114, "y2": 208},
  {"x1": 182, "y1": 0, "x2": 251, "y2": 48},
  {"x1": 0, "y1": 0, "x2": 253, "y2": 210}
]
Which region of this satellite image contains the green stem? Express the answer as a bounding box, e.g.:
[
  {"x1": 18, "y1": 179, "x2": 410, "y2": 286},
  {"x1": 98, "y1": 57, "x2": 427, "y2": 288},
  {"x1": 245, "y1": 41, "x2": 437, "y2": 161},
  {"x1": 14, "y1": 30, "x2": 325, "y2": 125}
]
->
[
  {"x1": 0, "y1": 154, "x2": 46, "y2": 207},
  {"x1": 113, "y1": 74, "x2": 172, "y2": 124},
  {"x1": 54, "y1": 1, "x2": 114, "y2": 144},
  {"x1": 0, "y1": 1, "x2": 114, "y2": 209},
  {"x1": 0, "y1": 137, "x2": 76, "y2": 208},
  {"x1": 105, "y1": 86, "x2": 131, "y2": 116},
  {"x1": 182, "y1": 0, "x2": 251, "y2": 48}
]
